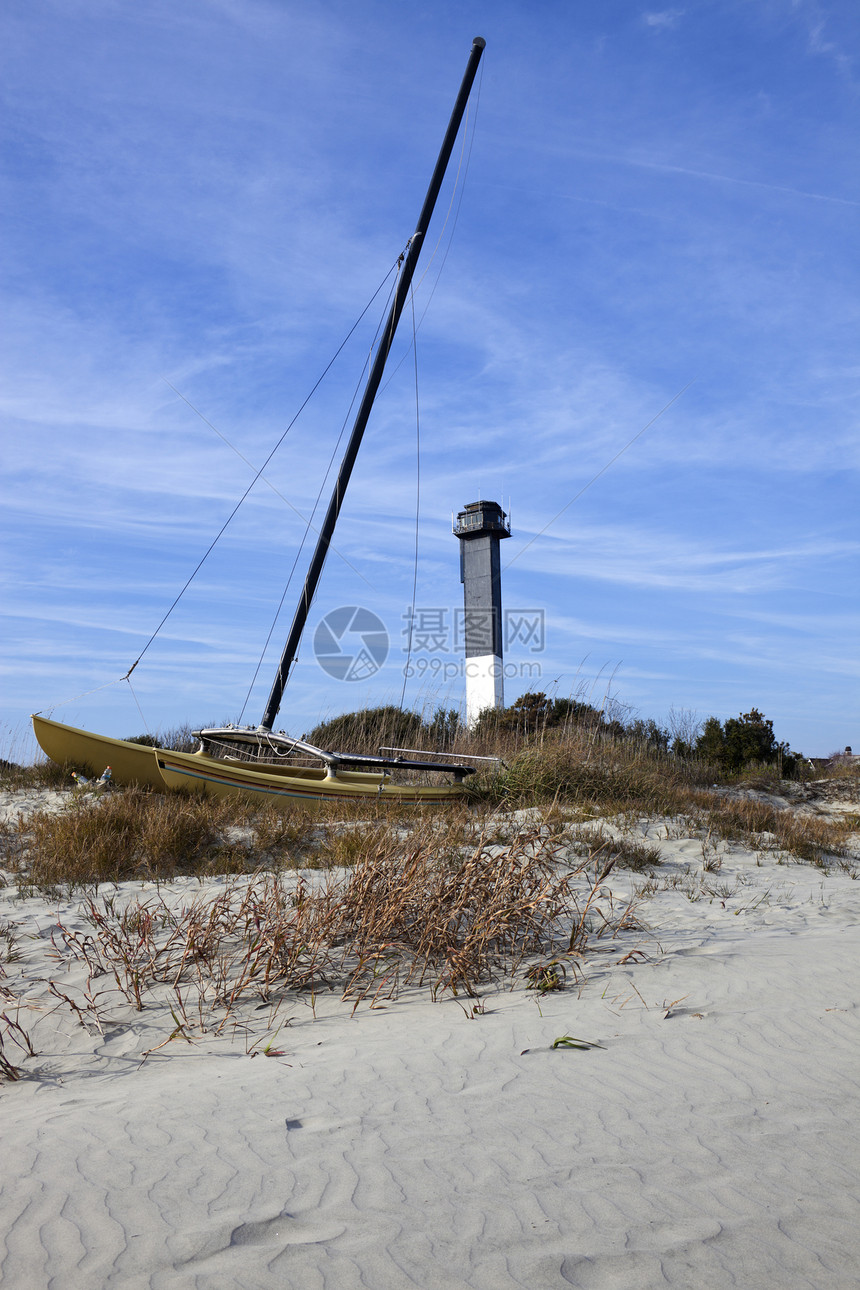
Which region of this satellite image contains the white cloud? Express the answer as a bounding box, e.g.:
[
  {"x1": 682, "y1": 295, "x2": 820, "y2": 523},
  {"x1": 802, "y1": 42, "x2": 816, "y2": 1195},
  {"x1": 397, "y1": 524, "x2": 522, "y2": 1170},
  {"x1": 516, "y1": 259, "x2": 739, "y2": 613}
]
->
[
  {"x1": 643, "y1": 10, "x2": 685, "y2": 30},
  {"x1": 2, "y1": 0, "x2": 858, "y2": 756},
  {"x1": 792, "y1": 0, "x2": 854, "y2": 79}
]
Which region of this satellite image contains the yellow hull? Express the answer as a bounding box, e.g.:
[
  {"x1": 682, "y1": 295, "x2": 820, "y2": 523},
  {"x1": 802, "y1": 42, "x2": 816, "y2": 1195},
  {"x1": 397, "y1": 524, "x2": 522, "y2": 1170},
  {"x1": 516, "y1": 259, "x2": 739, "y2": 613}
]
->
[
  {"x1": 32, "y1": 715, "x2": 166, "y2": 788},
  {"x1": 32, "y1": 714, "x2": 466, "y2": 803},
  {"x1": 155, "y1": 748, "x2": 466, "y2": 803}
]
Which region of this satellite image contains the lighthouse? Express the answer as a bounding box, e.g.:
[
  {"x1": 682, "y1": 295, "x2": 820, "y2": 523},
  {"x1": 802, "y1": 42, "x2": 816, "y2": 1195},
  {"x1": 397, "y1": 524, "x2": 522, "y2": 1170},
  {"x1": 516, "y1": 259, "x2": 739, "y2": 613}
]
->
[{"x1": 453, "y1": 499, "x2": 511, "y2": 726}]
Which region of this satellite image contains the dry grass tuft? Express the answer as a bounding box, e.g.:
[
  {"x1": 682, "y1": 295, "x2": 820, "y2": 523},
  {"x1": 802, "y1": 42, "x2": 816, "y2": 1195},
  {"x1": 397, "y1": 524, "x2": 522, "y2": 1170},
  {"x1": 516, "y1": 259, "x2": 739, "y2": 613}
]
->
[
  {"x1": 566, "y1": 824, "x2": 663, "y2": 872},
  {"x1": 7, "y1": 793, "x2": 387, "y2": 891},
  {"x1": 5, "y1": 785, "x2": 479, "y2": 892},
  {"x1": 333, "y1": 827, "x2": 586, "y2": 1001},
  {"x1": 11, "y1": 790, "x2": 238, "y2": 889},
  {"x1": 39, "y1": 825, "x2": 623, "y2": 1042},
  {"x1": 684, "y1": 793, "x2": 852, "y2": 866},
  {"x1": 466, "y1": 738, "x2": 711, "y2": 816},
  {"x1": 0, "y1": 757, "x2": 70, "y2": 792},
  {"x1": 1, "y1": 921, "x2": 35, "y2": 1081},
  {"x1": 0, "y1": 1012, "x2": 36, "y2": 1081}
]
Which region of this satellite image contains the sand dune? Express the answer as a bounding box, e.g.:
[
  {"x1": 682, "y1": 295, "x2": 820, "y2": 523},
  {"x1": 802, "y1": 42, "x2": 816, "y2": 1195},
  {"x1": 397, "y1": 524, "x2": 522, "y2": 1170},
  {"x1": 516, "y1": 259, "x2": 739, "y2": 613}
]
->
[{"x1": 2, "y1": 790, "x2": 859, "y2": 1288}]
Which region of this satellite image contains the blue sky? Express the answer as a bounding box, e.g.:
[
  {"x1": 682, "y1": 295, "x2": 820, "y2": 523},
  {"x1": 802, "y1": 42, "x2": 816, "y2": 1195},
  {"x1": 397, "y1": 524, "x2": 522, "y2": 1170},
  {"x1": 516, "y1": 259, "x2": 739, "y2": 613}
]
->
[{"x1": 2, "y1": 0, "x2": 858, "y2": 759}]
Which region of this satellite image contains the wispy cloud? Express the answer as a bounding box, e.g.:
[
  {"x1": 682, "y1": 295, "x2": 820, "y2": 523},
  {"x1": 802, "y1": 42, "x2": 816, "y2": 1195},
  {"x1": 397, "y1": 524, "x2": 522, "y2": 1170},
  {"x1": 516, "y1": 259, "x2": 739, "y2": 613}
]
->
[
  {"x1": 792, "y1": 0, "x2": 855, "y2": 80},
  {"x1": 2, "y1": 0, "x2": 857, "y2": 755},
  {"x1": 505, "y1": 521, "x2": 860, "y2": 596},
  {"x1": 643, "y1": 10, "x2": 685, "y2": 31},
  {"x1": 620, "y1": 153, "x2": 859, "y2": 208}
]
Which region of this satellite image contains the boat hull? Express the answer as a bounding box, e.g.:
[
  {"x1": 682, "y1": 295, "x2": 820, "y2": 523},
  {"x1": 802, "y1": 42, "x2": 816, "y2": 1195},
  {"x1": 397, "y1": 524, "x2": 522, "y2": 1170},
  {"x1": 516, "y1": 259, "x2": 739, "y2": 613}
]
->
[
  {"x1": 156, "y1": 748, "x2": 467, "y2": 803},
  {"x1": 32, "y1": 715, "x2": 166, "y2": 788},
  {"x1": 31, "y1": 715, "x2": 466, "y2": 803}
]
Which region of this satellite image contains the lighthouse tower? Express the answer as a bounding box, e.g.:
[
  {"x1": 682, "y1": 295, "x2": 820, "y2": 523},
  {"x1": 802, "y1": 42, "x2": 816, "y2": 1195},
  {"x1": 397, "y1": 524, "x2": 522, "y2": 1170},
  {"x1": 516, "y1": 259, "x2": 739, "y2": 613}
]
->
[{"x1": 453, "y1": 499, "x2": 511, "y2": 727}]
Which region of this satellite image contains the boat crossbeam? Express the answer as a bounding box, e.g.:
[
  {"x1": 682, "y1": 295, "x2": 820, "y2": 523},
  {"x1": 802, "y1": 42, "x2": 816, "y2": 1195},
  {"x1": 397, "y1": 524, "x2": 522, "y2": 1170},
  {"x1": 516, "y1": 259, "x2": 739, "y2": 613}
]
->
[{"x1": 194, "y1": 726, "x2": 476, "y2": 780}]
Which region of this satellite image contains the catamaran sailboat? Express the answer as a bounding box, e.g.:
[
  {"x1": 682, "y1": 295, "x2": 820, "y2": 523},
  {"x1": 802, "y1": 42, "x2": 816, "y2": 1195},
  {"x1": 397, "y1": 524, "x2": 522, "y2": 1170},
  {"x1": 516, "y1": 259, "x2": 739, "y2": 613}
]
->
[{"x1": 33, "y1": 38, "x2": 487, "y2": 804}]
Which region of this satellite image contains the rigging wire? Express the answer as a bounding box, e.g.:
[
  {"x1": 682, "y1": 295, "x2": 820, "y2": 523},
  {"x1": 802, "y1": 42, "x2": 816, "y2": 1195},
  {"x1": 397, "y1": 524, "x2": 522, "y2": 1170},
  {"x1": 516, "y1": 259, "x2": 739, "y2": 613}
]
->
[
  {"x1": 163, "y1": 379, "x2": 374, "y2": 589},
  {"x1": 389, "y1": 83, "x2": 483, "y2": 717},
  {"x1": 114, "y1": 72, "x2": 482, "y2": 716},
  {"x1": 379, "y1": 65, "x2": 483, "y2": 397},
  {"x1": 35, "y1": 674, "x2": 130, "y2": 717},
  {"x1": 413, "y1": 61, "x2": 483, "y2": 311},
  {"x1": 398, "y1": 283, "x2": 422, "y2": 714},
  {"x1": 237, "y1": 264, "x2": 404, "y2": 722},
  {"x1": 121, "y1": 255, "x2": 404, "y2": 681},
  {"x1": 125, "y1": 676, "x2": 150, "y2": 734},
  {"x1": 41, "y1": 58, "x2": 485, "y2": 728}
]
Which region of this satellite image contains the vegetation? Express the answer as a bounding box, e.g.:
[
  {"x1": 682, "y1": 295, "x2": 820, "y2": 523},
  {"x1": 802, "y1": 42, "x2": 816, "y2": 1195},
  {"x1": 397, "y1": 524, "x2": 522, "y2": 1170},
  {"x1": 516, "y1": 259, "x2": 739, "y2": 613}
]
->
[
  {"x1": 3, "y1": 694, "x2": 856, "y2": 885},
  {"x1": 4, "y1": 824, "x2": 632, "y2": 1074},
  {"x1": 472, "y1": 692, "x2": 613, "y2": 739},
  {"x1": 677, "y1": 707, "x2": 800, "y2": 776},
  {"x1": 305, "y1": 704, "x2": 463, "y2": 753},
  {"x1": 1, "y1": 695, "x2": 856, "y2": 1077},
  {"x1": 0, "y1": 756, "x2": 70, "y2": 793},
  {"x1": 125, "y1": 723, "x2": 211, "y2": 753},
  {"x1": 305, "y1": 705, "x2": 426, "y2": 753},
  {"x1": 2, "y1": 694, "x2": 854, "y2": 895}
]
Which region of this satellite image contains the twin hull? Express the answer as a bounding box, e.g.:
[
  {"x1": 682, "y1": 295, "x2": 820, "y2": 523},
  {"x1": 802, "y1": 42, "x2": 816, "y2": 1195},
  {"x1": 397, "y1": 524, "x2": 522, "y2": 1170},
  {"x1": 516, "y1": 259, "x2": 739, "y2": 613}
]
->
[{"x1": 31, "y1": 716, "x2": 466, "y2": 804}]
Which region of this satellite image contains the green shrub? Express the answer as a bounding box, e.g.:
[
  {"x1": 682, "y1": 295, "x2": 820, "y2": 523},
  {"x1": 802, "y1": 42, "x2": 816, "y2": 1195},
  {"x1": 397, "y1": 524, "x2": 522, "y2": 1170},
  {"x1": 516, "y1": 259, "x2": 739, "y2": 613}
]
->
[
  {"x1": 305, "y1": 706, "x2": 425, "y2": 753},
  {"x1": 693, "y1": 709, "x2": 799, "y2": 776}
]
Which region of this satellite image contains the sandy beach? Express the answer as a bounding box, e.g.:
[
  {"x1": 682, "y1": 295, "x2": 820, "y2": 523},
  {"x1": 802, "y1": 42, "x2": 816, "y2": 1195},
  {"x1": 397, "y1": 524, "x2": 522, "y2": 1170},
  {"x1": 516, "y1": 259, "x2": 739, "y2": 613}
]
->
[{"x1": 2, "y1": 786, "x2": 859, "y2": 1289}]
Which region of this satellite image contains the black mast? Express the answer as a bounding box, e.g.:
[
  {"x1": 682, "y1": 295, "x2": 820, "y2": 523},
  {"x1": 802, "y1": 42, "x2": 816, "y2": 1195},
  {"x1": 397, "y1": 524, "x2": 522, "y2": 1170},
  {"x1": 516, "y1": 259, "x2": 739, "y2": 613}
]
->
[{"x1": 260, "y1": 37, "x2": 485, "y2": 732}]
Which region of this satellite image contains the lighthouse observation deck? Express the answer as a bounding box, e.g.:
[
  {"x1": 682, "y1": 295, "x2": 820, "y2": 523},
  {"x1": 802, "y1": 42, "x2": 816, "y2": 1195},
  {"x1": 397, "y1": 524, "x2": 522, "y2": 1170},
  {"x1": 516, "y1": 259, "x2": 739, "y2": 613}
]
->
[{"x1": 452, "y1": 500, "x2": 511, "y2": 538}]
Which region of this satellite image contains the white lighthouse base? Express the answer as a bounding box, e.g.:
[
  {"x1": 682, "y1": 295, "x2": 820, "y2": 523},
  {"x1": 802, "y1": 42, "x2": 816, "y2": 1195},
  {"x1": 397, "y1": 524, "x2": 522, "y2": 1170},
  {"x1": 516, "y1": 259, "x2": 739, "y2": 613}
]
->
[{"x1": 465, "y1": 654, "x2": 504, "y2": 728}]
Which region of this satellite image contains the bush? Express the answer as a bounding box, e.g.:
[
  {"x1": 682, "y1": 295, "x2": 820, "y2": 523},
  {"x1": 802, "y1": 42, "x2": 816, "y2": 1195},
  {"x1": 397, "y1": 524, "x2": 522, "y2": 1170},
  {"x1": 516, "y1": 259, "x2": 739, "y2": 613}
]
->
[
  {"x1": 473, "y1": 692, "x2": 609, "y2": 740},
  {"x1": 693, "y1": 709, "x2": 799, "y2": 776},
  {"x1": 125, "y1": 725, "x2": 205, "y2": 753},
  {"x1": 305, "y1": 706, "x2": 425, "y2": 753}
]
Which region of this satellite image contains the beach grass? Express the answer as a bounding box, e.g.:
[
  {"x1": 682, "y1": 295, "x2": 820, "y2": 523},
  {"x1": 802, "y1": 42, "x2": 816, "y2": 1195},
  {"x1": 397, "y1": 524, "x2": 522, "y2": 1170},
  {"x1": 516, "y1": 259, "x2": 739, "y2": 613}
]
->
[
  {"x1": 19, "y1": 824, "x2": 617, "y2": 1038},
  {"x1": 3, "y1": 717, "x2": 856, "y2": 891},
  {"x1": 1, "y1": 723, "x2": 858, "y2": 1081}
]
